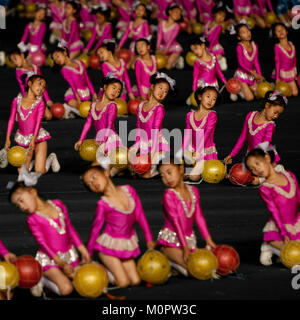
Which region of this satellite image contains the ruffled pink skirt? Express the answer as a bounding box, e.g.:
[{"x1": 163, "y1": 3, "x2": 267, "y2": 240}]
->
[{"x1": 15, "y1": 128, "x2": 51, "y2": 147}]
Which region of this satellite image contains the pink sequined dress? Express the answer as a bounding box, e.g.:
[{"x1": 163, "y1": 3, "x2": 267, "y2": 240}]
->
[
  {"x1": 252, "y1": 0, "x2": 273, "y2": 16},
  {"x1": 116, "y1": 1, "x2": 132, "y2": 31},
  {"x1": 61, "y1": 18, "x2": 84, "y2": 53},
  {"x1": 260, "y1": 170, "x2": 300, "y2": 242},
  {"x1": 85, "y1": 22, "x2": 112, "y2": 52},
  {"x1": 234, "y1": 42, "x2": 262, "y2": 86},
  {"x1": 195, "y1": 0, "x2": 215, "y2": 23},
  {"x1": 192, "y1": 54, "x2": 226, "y2": 91},
  {"x1": 20, "y1": 22, "x2": 47, "y2": 54},
  {"x1": 86, "y1": 185, "x2": 154, "y2": 259},
  {"x1": 274, "y1": 42, "x2": 297, "y2": 82},
  {"x1": 156, "y1": 20, "x2": 183, "y2": 55},
  {"x1": 153, "y1": 0, "x2": 173, "y2": 21},
  {"x1": 78, "y1": 101, "x2": 123, "y2": 154},
  {"x1": 157, "y1": 186, "x2": 211, "y2": 251},
  {"x1": 49, "y1": 2, "x2": 66, "y2": 31},
  {"x1": 0, "y1": 239, "x2": 9, "y2": 258},
  {"x1": 203, "y1": 22, "x2": 224, "y2": 56},
  {"x1": 229, "y1": 111, "x2": 280, "y2": 162},
  {"x1": 179, "y1": 0, "x2": 197, "y2": 20},
  {"x1": 80, "y1": 4, "x2": 95, "y2": 30},
  {"x1": 61, "y1": 60, "x2": 95, "y2": 103},
  {"x1": 233, "y1": 0, "x2": 252, "y2": 16},
  {"x1": 6, "y1": 94, "x2": 51, "y2": 147},
  {"x1": 27, "y1": 200, "x2": 83, "y2": 271},
  {"x1": 183, "y1": 110, "x2": 218, "y2": 161},
  {"x1": 134, "y1": 56, "x2": 158, "y2": 100}
]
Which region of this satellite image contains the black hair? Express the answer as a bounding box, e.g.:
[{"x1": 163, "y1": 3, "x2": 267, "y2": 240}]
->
[
  {"x1": 149, "y1": 73, "x2": 174, "y2": 91},
  {"x1": 9, "y1": 48, "x2": 29, "y2": 61},
  {"x1": 194, "y1": 86, "x2": 222, "y2": 106},
  {"x1": 92, "y1": 6, "x2": 111, "y2": 19},
  {"x1": 212, "y1": 5, "x2": 228, "y2": 20},
  {"x1": 66, "y1": 1, "x2": 81, "y2": 20},
  {"x1": 157, "y1": 156, "x2": 183, "y2": 172},
  {"x1": 272, "y1": 22, "x2": 288, "y2": 42},
  {"x1": 235, "y1": 23, "x2": 250, "y2": 39},
  {"x1": 134, "y1": 37, "x2": 152, "y2": 55},
  {"x1": 101, "y1": 77, "x2": 123, "y2": 96},
  {"x1": 81, "y1": 165, "x2": 106, "y2": 192},
  {"x1": 264, "y1": 90, "x2": 287, "y2": 109},
  {"x1": 97, "y1": 41, "x2": 116, "y2": 54},
  {"x1": 21, "y1": 74, "x2": 47, "y2": 92},
  {"x1": 189, "y1": 36, "x2": 210, "y2": 50},
  {"x1": 165, "y1": 3, "x2": 182, "y2": 20},
  {"x1": 35, "y1": 6, "x2": 46, "y2": 14},
  {"x1": 7, "y1": 181, "x2": 42, "y2": 203},
  {"x1": 51, "y1": 47, "x2": 69, "y2": 72},
  {"x1": 245, "y1": 148, "x2": 275, "y2": 172}
]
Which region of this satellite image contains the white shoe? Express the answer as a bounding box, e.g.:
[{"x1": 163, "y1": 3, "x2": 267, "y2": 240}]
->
[
  {"x1": 50, "y1": 153, "x2": 60, "y2": 172},
  {"x1": 0, "y1": 51, "x2": 5, "y2": 66},
  {"x1": 30, "y1": 281, "x2": 44, "y2": 297},
  {"x1": 260, "y1": 242, "x2": 274, "y2": 266},
  {"x1": 230, "y1": 93, "x2": 238, "y2": 101},
  {"x1": 218, "y1": 57, "x2": 228, "y2": 71},
  {"x1": 238, "y1": 90, "x2": 245, "y2": 99},
  {"x1": 62, "y1": 105, "x2": 76, "y2": 119},
  {"x1": 175, "y1": 56, "x2": 184, "y2": 69}
]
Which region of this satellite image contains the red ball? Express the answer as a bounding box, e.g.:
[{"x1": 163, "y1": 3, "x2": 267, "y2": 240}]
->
[
  {"x1": 229, "y1": 163, "x2": 253, "y2": 186},
  {"x1": 179, "y1": 20, "x2": 188, "y2": 32},
  {"x1": 51, "y1": 103, "x2": 65, "y2": 119},
  {"x1": 31, "y1": 52, "x2": 46, "y2": 66},
  {"x1": 89, "y1": 54, "x2": 101, "y2": 69},
  {"x1": 13, "y1": 255, "x2": 43, "y2": 288},
  {"x1": 117, "y1": 49, "x2": 131, "y2": 64},
  {"x1": 213, "y1": 245, "x2": 240, "y2": 276},
  {"x1": 226, "y1": 78, "x2": 241, "y2": 94},
  {"x1": 128, "y1": 99, "x2": 141, "y2": 115},
  {"x1": 130, "y1": 154, "x2": 151, "y2": 174}
]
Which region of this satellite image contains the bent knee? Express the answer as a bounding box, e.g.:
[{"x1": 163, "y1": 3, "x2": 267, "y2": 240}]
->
[
  {"x1": 59, "y1": 282, "x2": 73, "y2": 296},
  {"x1": 130, "y1": 277, "x2": 141, "y2": 286},
  {"x1": 116, "y1": 279, "x2": 130, "y2": 288}
]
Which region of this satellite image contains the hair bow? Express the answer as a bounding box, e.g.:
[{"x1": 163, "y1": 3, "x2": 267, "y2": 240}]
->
[
  {"x1": 268, "y1": 91, "x2": 288, "y2": 105},
  {"x1": 155, "y1": 72, "x2": 176, "y2": 90},
  {"x1": 239, "y1": 18, "x2": 251, "y2": 29}
]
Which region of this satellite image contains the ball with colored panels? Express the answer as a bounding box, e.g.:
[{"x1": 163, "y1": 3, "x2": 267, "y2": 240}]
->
[
  {"x1": 79, "y1": 100, "x2": 91, "y2": 118},
  {"x1": 13, "y1": 255, "x2": 42, "y2": 289},
  {"x1": 192, "y1": 22, "x2": 203, "y2": 35},
  {"x1": 83, "y1": 29, "x2": 93, "y2": 42},
  {"x1": 186, "y1": 52, "x2": 197, "y2": 67},
  {"x1": 156, "y1": 54, "x2": 167, "y2": 69},
  {"x1": 202, "y1": 160, "x2": 226, "y2": 184},
  {"x1": 229, "y1": 163, "x2": 253, "y2": 186},
  {"x1": 7, "y1": 146, "x2": 27, "y2": 167},
  {"x1": 115, "y1": 98, "x2": 128, "y2": 116},
  {"x1": 128, "y1": 99, "x2": 140, "y2": 115},
  {"x1": 51, "y1": 103, "x2": 65, "y2": 119},
  {"x1": 187, "y1": 249, "x2": 219, "y2": 280},
  {"x1": 190, "y1": 91, "x2": 198, "y2": 107},
  {"x1": 74, "y1": 264, "x2": 108, "y2": 298},
  {"x1": 78, "y1": 55, "x2": 89, "y2": 69},
  {"x1": 246, "y1": 16, "x2": 256, "y2": 29},
  {"x1": 79, "y1": 139, "x2": 98, "y2": 162},
  {"x1": 257, "y1": 81, "x2": 273, "y2": 99},
  {"x1": 0, "y1": 262, "x2": 19, "y2": 291},
  {"x1": 275, "y1": 81, "x2": 291, "y2": 97},
  {"x1": 213, "y1": 245, "x2": 240, "y2": 275},
  {"x1": 25, "y1": 2, "x2": 36, "y2": 13},
  {"x1": 264, "y1": 12, "x2": 277, "y2": 25},
  {"x1": 117, "y1": 49, "x2": 131, "y2": 64},
  {"x1": 31, "y1": 52, "x2": 46, "y2": 67},
  {"x1": 226, "y1": 78, "x2": 241, "y2": 94},
  {"x1": 137, "y1": 250, "x2": 171, "y2": 285},
  {"x1": 280, "y1": 241, "x2": 300, "y2": 268},
  {"x1": 130, "y1": 154, "x2": 151, "y2": 174},
  {"x1": 89, "y1": 54, "x2": 101, "y2": 69},
  {"x1": 108, "y1": 146, "x2": 128, "y2": 169}
]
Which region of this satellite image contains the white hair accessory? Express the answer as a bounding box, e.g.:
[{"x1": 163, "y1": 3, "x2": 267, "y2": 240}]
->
[
  {"x1": 239, "y1": 18, "x2": 251, "y2": 29},
  {"x1": 106, "y1": 71, "x2": 118, "y2": 79},
  {"x1": 155, "y1": 72, "x2": 176, "y2": 90},
  {"x1": 96, "y1": 155, "x2": 111, "y2": 170},
  {"x1": 17, "y1": 42, "x2": 28, "y2": 53},
  {"x1": 103, "y1": 38, "x2": 116, "y2": 45},
  {"x1": 268, "y1": 91, "x2": 288, "y2": 105},
  {"x1": 96, "y1": 3, "x2": 109, "y2": 11},
  {"x1": 58, "y1": 39, "x2": 68, "y2": 48},
  {"x1": 17, "y1": 164, "x2": 41, "y2": 187},
  {"x1": 228, "y1": 24, "x2": 236, "y2": 35},
  {"x1": 225, "y1": 4, "x2": 233, "y2": 13},
  {"x1": 199, "y1": 36, "x2": 206, "y2": 43}
]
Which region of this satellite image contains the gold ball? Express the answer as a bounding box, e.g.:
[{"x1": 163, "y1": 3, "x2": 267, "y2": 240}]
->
[
  {"x1": 192, "y1": 23, "x2": 203, "y2": 35},
  {"x1": 256, "y1": 81, "x2": 273, "y2": 99},
  {"x1": 155, "y1": 54, "x2": 167, "y2": 70},
  {"x1": 115, "y1": 98, "x2": 128, "y2": 116},
  {"x1": 79, "y1": 101, "x2": 91, "y2": 118},
  {"x1": 25, "y1": 2, "x2": 36, "y2": 13},
  {"x1": 202, "y1": 160, "x2": 226, "y2": 184},
  {"x1": 264, "y1": 12, "x2": 277, "y2": 25},
  {"x1": 78, "y1": 55, "x2": 89, "y2": 69},
  {"x1": 281, "y1": 241, "x2": 300, "y2": 269},
  {"x1": 186, "y1": 52, "x2": 197, "y2": 67},
  {"x1": 246, "y1": 17, "x2": 256, "y2": 29},
  {"x1": 7, "y1": 146, "x2": 27, "y2": 167},
  {"x1": 108, "y1": 146, "x2": 128, "y2": 169},
  {"x1": 190, "y1": 91, "x2": 198, "y2": 107},
  {"x1": 275, "y1": 81, "x2": 291, "y2": 97},
  {"x1": 0, "y1": 262, "x2": 19, "y2": 291},
  {"x1": 79, "y1": 139, "x2": 99, "y2": 162}
]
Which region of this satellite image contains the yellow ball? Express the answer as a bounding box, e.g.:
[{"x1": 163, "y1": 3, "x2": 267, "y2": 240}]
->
[
  {"x1": 79, "y1": 101, "x2": 91, "y2": 118},
  {"x1": 280, "y1": 241, "x2": 300, "y2": 269},
  {"x1": 78, "y1": 55, "x2": 89, "y2": 69},
  {"x1": 83, "y1": 29, "x2": 93, "y2": 42},
  {"x1": 187, "y1": 249, "x2": 219, "y2": 280},
  {"x1": 202, "y1": 160, "x2": 226, "y2": 184},
  {"x1": 16, "y1": 3, "x2": 25, "y2": 12},
  {"x1": 155, "y1": 54, "x2": 167, "y2": 70},
  {"x1": 256, "y1": 81, "x2": 273, "y2": 99},
  {"x1": 25, "y1": 2, "x2": 36, "y2": 13},
  {"x1": 186, "y1": 51, "x2": 197, "y2": 67},
  {"x1": 115, "y1": 98, "x2": 128, "y2": 116},
  {"x1": 46, "y1": 56, "x2": 54, "y2": 68},
  {"x1": 0, "y1": 262, "x2": 19, "y2": 291},
  {"x1": 108, "y1": 146, "x2": 128, "y2": 169},
  {"x1": 6, "y1": 56, "x2": 16, "y2": 68},
  {"x1": 192, "y1": 23, "x2": 203, "y2": 35},
  {"x1": 137, "y1": 250, "x2": 171, "y2": 285},
  {"x1": 264, "y1": 12, "x2": 277, "y2": 25},
  {"x1": 190, "y1": 91, "x2": 198, "y2": 107},
  {"x1": 110, "y1": 8, "x2": 117, "y2": 20},
  {"x1": 275, "y1": 81, "x2": 291, "y2": 97},
  {"x1": 7, "y1": 146, "x2": 27, "y2": 167},
  {"x1": 246, "y1": 17, "x2": 256, "y2": 29},
  {"x1": 74, "y1": 264, "x2": 108, "y2": 298},
  {"x1": 79, "y1": 139, "x2": 98, "y2": 162}
]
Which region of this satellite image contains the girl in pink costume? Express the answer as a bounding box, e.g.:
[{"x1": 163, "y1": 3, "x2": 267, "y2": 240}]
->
[
  {"x1": 9, "y1": 48, "x2": 53, "y2": 121},
  {"x1": 134, "y1": 37, "x2": 158, "y2": 101},
  {"x1": 18, "y1": 7, "x2": 47, "y2": 58},
  {"x1": 157, "y1": 158, "x2": 217, "y2": 276},
  {"x1": 189, "y1": 37, "x2": 227, "y2": 94},
  {"x1": 112, "y1": 0, "x2": 133, "y2": 39},
  {"x1": 153, "y1": 0, "x2": 173, "y2": 21},
  {"x1": 118, "y1": 2, "x2": 151, "y2": 68},
  {"x1": 52, "y1": 47, "x2": 97, "y2": 118},
  {"x1": 48, "y1": 0, "x2": 66, "y2": 43},
  {"x1": 183, "y1": 86, "x2": 220, "y2": 182},
  {"x1": 83, "y1": 165, "x2": 156, "y2": 288},
  {"x1": 245, "y1": 147, "x2": 300, "y2": 266},
  {"x1": 97, "y1": 40, "x2": 135, "y2": 101},
  {"x1": 232, "y1": 0, "x2": 252, "y2": 22},
  {"x1": 252, "y1": 0, "x2": 274, "y2": 28},
  {"x1": 156, "y1": 3, "x2": 184, "y2": 70},
  {"x1": 9, "y1": 182, "x2": 91, "y2": 297},
  {"x1": 4, "y1": 75, "x2": 60, "y2": 174},
  {"x1": 233, "y1": 23, "x2": 264, "y2": 101},
  {"x1": 83, "y1": 4, "x2": 112, "y2": 55},
  {"x1": 195, "y1": 0, "x2": 215, "y2": 23},
  {"x1": 224, "y1": 91, "x2": 287, "y2": 167},
  {"x1": 178, "y1": 0, "x2": 197, "y2": 26},
  {"x1": 203, "y1": 6, "x2": 228, "y2": 71},
  {"x1": 273, "y1": 23, "x2": 298, "y2": 97},
  {"x1": 74, "y1": 75, "x2": 124, "y2": 176},
  {"x1": 79, "y1": 0, "x2": 94, "y2": 32},
  {"x1": 129, "y1": 72, "x2": 175, "y2": 179},
  {"x1": 60, "y1": 1, "x2": 84, "y2": 60}
]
